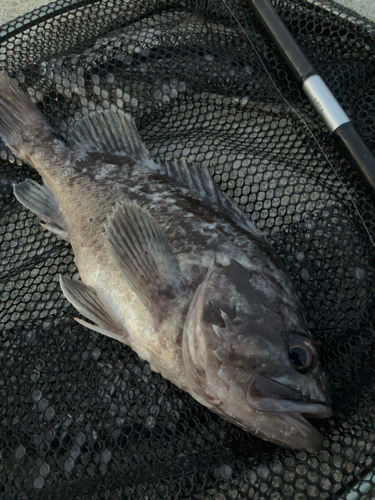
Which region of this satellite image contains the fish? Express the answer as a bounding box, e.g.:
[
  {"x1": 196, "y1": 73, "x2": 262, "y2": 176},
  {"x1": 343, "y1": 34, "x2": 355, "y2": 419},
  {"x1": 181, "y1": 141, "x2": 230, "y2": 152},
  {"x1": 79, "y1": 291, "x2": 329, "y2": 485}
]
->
[{"x1": 0, "y1": 72, "x2": 332, "y2": 451}]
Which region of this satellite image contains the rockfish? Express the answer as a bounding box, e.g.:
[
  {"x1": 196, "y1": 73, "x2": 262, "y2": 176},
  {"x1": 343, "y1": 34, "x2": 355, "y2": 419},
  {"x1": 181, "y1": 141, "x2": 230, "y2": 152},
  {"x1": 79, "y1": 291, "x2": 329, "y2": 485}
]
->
[{"x1": 0, "y1": 72, "x2": 332, "y2": 451}]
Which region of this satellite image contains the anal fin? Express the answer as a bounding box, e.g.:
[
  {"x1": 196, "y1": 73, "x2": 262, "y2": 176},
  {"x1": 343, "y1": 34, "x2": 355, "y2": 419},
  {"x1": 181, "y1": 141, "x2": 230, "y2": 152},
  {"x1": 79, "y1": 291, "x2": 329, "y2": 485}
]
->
[
  {"x1": 60, "y1": 276, "x2": 128, "y2": 344},
  {"x1": 14, "y1": 180, "x2": 69, "y2": 240}
]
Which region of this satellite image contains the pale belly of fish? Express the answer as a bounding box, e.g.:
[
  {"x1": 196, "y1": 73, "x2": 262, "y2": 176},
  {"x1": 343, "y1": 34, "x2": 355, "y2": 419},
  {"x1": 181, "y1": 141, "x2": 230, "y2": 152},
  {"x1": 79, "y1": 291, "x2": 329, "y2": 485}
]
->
[{"x1": 0, "y1": 72, "x2": 332, "y2": 451}]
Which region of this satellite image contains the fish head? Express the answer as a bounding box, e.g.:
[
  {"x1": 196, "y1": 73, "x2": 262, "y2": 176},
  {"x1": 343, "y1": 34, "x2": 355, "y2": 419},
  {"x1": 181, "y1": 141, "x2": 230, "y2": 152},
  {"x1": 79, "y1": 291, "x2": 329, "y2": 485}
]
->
[{"x1": 182, "y1": 256, "x2": 332, "y2": 451}]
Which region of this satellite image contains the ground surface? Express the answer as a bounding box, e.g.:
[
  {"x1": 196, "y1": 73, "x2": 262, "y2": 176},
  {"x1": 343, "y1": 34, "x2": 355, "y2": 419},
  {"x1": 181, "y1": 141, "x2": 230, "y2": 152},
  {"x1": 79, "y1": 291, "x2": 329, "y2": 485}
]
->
[{"x1": 1, "y1": 0, "x2": 375, "y2": 25}]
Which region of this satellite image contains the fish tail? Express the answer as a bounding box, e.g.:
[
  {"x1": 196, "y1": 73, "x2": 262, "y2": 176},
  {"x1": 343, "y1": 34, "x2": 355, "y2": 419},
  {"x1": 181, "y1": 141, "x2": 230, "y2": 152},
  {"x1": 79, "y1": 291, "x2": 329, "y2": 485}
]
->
[{"x1": 0, "y1": 72, "x2": 55, "y2": 164}]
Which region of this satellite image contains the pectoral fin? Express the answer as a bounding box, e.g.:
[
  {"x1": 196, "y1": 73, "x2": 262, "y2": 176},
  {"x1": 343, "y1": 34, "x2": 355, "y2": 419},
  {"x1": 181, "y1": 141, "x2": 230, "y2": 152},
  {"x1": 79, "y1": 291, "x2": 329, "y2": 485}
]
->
[
  {"x1": 59, "y1": 276, "x2": 127, "y2": 343},
  {"x1": 105, "y1": 201, "x2": 183, "y2": 315}
]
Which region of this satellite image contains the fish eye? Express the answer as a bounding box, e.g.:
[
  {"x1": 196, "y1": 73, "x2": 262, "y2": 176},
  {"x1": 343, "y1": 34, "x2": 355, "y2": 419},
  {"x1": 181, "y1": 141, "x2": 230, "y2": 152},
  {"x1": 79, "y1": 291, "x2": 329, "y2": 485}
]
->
[{"x1": 288, "y1": 333, "x2": 318, "y2": 374}]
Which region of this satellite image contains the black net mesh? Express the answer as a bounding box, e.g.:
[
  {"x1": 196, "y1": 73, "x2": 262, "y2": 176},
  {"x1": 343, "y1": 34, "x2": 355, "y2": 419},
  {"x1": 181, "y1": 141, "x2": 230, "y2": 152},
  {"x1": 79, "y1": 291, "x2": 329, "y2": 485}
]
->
[{"x1": 1, "y1": 0, "x2": 375, "y2": 498}]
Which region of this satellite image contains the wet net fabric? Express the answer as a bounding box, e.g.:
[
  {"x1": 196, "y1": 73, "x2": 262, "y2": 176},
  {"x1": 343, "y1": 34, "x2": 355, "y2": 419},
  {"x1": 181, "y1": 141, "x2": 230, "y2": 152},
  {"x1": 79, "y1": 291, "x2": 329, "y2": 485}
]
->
[{"x1": 1, "y1": 0, "x2": 375, "y2": 498}]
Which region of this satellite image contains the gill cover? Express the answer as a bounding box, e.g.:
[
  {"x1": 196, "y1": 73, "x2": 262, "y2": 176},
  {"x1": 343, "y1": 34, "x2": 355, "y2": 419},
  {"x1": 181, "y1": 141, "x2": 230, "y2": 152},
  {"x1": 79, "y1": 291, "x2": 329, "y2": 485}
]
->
[{"x1": 182, "y1": 258, "x2": 222, "y2": 406}]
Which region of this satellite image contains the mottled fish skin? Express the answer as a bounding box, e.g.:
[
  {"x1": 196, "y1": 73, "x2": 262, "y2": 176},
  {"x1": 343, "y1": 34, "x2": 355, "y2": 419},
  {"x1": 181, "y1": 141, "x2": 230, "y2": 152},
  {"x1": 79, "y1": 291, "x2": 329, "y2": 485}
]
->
[{"x1": 0, "y1": 72, "x2": 332, "y2": 451}]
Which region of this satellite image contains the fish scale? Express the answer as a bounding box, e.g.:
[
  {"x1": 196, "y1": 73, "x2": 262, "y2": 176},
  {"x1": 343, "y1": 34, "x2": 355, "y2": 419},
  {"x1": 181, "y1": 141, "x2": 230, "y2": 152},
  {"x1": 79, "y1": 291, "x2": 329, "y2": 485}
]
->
[
  {"x1": 0, "y1": 71, "x2": 332, "y2": 451},
  {"x1": 58, "y1": 152, "x2": 257, "y2": 261}
]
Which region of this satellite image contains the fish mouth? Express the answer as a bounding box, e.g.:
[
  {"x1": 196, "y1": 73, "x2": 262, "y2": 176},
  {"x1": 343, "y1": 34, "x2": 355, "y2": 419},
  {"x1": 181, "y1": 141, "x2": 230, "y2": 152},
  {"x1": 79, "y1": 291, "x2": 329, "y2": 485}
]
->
[
  {"x1": 247, "y1": 373, "x2": 332, "y2": 417},
  {"x1": 246, "y1": 373, "x2": 332, "y2": 451}
]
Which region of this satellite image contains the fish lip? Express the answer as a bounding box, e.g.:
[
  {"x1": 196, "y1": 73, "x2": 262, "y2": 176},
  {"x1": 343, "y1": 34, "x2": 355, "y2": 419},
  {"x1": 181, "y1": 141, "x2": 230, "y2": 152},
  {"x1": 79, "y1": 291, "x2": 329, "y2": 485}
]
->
[
  {"x1": 274, "y1": 411, "x2": 325, "y2": 452},
  {"x1": 247, "y1": 373, "x2": 333, "y2": 418}
]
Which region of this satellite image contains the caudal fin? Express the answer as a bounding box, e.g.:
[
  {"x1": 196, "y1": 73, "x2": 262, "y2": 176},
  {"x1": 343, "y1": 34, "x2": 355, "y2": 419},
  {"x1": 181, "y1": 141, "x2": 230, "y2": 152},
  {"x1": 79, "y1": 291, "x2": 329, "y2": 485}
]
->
[{"x1": 0, "y1": 72, "x2": 54, "y2": 162}]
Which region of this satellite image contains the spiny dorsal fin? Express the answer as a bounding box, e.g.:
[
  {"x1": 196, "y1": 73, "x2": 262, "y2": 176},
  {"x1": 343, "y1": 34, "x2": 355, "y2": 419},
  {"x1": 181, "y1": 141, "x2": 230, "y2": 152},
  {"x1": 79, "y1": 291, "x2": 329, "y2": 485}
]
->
[
  {"x1": 105, "y1": 201, "x2": 182, "y2": 314},
  {"x1": 59, "y1": 275, "x2": 128, "y2": 343},
  {"x1": 161, "y1": 159, "x2": 263, "y2": 238},
  {"x1": 67, "y1": 109, "x2": 150, "y2": 160},
  {"x1": 163, "y1": 158, "x2": 218, "y2": 206},
  {"x1": 14, "y1": 179, "x2": 69, "y2": 240}
]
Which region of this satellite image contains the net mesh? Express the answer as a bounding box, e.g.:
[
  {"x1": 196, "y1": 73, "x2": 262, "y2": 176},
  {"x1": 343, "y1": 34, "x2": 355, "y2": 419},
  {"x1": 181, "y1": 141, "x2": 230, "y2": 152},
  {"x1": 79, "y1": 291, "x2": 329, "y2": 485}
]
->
[{"x1": 1, "y1": 0, "x2": 375, "y2": 498}]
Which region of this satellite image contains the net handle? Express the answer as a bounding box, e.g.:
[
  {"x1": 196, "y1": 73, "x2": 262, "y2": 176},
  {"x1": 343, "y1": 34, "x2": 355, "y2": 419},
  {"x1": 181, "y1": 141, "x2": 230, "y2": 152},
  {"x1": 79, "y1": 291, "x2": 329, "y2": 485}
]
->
[{"x1": 247, "y1": 0, "x2": 375, "y2": 197}]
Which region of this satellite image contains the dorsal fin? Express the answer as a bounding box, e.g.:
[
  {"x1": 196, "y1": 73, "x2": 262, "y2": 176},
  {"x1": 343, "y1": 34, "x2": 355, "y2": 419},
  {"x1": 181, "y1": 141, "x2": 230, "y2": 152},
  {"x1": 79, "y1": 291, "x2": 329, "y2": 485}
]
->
[
  {"x1": 160, "y1": 159, "x2": 263, "y2": 238},
  {"x1": 67, "y1": 109, "x2": 150, "y2": 160}
]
